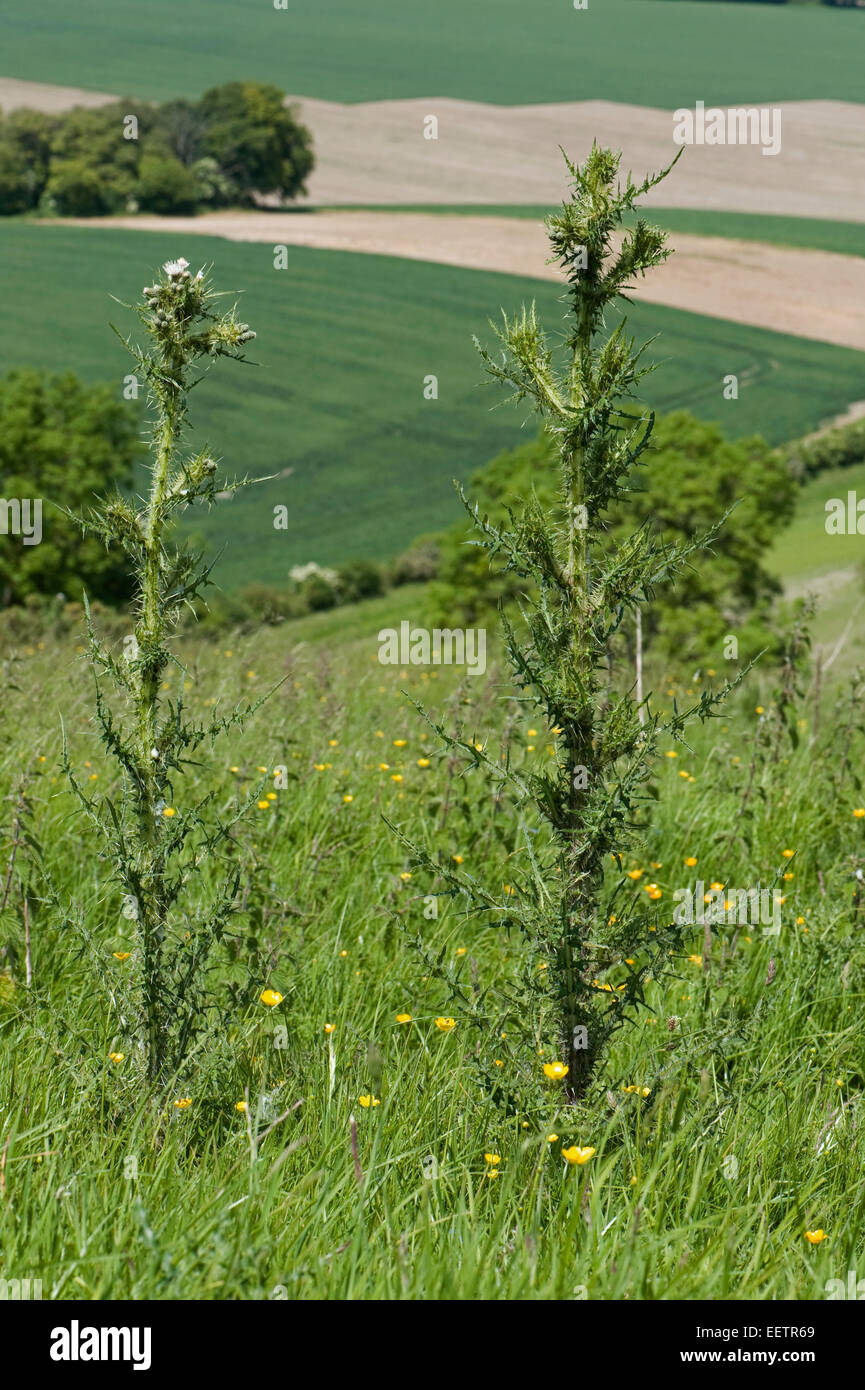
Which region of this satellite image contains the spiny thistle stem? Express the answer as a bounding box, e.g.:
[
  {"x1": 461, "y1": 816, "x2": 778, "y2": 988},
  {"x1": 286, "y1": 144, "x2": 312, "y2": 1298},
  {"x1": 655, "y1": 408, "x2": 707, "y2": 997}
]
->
[
  {"x1": 64, "y1": 255, "x2": 264, "y2": 1085},
  {"x1": 392, "y1": 146, "x2": 751, "y2": 1107}
]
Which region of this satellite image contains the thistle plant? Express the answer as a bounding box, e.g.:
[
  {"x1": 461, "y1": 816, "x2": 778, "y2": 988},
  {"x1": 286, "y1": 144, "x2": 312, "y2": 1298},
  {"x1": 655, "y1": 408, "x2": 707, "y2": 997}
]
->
[
  {"x1": 63, "y1": 256, "x2": 267, "y2": 1084},
  {"x1": 395, "y1": 147, "x2": 748, "y2": 1103}
]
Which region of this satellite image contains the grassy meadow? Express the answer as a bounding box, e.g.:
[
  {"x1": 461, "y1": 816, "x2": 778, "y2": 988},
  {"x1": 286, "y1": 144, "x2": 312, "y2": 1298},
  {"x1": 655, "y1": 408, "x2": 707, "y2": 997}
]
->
[
  {"x1": 1, "y1": 596, "x2": 864, "y2": 1299},
  {"x1": 3, "y1": 0, "x2": 864, "y2": 106},
  {"x1": 2, "y1": 222, "x2": 864, "y2": 588}
]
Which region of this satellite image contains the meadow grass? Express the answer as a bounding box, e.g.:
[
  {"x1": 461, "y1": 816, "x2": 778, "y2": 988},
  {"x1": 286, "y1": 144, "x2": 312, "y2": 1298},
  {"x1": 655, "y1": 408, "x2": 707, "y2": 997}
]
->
[
  {"x1": 1, "y1": 614, "x2": 863, "y2": 1299},
  {"x1": 3, "y1": 0, "x2": 863, "y2": 106},
  {"x1": 3, "y1": 223, "x2": 865, "y2": 588}
]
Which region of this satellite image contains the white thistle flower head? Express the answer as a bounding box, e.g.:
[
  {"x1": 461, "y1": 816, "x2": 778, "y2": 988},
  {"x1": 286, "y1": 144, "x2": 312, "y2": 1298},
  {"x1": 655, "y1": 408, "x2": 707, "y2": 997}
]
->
[{"x1": 163, "y1": 257, "x2": 190, "y2": 278}]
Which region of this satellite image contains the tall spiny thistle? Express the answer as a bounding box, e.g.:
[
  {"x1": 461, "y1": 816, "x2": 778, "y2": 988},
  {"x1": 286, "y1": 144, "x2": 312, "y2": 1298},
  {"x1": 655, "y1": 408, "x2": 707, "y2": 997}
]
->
[
  {"x1": 63, "y1": 256, "x2": 269, "y2": 1084},
  {"x1": 393, "y1": 147, "x2": 750, "y2": 1103}
]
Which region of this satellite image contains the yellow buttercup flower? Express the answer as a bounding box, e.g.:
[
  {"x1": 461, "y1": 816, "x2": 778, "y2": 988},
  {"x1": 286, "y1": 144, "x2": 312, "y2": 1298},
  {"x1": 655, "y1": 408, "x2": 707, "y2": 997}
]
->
[
  {"x1": 455, "y1": 947, "x2": 467, "y2": 956},
  {"x1": 235, "y1": 1101, "x2": 247, "y2": 1112},
  {"x1": 854, "y1": 809, "x2": 865, "y2": 819},
  {"x1": 396, "y1": 1012, "x2": 412, "y2": 1024},
  {"x1": 547, "y1": 1133, "x2": 558, "y2": 1143},
  {"x1": 484, "y1": 1153, "x2": 501, "y2": 1165},
  {"x1": 324, "y1": 1023, "x2": 335, "y2": 1034},
  {"x1": 162, "y1": 806, "x2": 176, "y2": 817},
  {"x1": 562, "y1": 1146, "x2": 595, "y2": 1166},
  {"x1": 688, "y1": 954, "x2": 703, "y2": 966},
  {"x1": 393, "y1": 739, "x2": 407, "y2": 748},
  {"x1": 358, "y1": 1095, "x2": 380, "y2": 1108},
  {"x1": 543, "y1": 1061, "x2": 568, "y2": 1081},
  {"x1": 782, "y1": 848, "x2": 794, "y2": 858},
  {"x1": 108, "y1": 1051, "x2": 124, "y2": 1063},
  {"x1": 435, "y1": 1017, "x2": 456, "y2": 1032},
  {"x1": 417, "y1": 758, "x2": 430, "y2": 768},
  {"x1": 452, "y1": 854, "x2": 464, "y2": 864},
  {"x1": 173, "y1": 1098, "x2": 192, "y2": 1109},
  {"x1": 805, "y1": 1229, "x2": 827, "y2": 1244},
  {"x1": 685, "y1": 856, "x2": 698, "y2": 867},
  {"x1": 112, "y1": 952, "x2": 131, "y2": 961},
  {"x1": 260, "y1": 989, "x2": 283, "y2": 1007}
]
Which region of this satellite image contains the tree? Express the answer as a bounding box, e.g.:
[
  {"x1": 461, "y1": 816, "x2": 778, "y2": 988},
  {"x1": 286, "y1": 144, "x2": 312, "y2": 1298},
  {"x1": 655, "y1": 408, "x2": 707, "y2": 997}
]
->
[
  {"x1": 393, "y1": 147, "x2": 747, "y2": 1103},
  {"x1": 43, "y1": 103, "x2": 139, "y2": 214},
  {"x1": 0, "y1": 108, "x2": 53, "y2": 213},
  {"x1": 136, "y1": 153, "x2": 201, "y2": 215},
  {"x1": 0, "y1": 368, "x2": 141, "y2": 606},
  {"x1": 198, "y1": 81, "x2": 314, "y2": 203}
]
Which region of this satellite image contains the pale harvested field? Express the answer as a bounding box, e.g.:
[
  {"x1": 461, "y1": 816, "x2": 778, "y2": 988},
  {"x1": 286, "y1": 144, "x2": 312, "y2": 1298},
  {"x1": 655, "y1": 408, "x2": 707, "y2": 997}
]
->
[
  {"x1": 48, "y1": 210, "x2": 865, "y2": 353},
  {"x1": 3, "y1": 79, "x2": 864, "y2": 222},
  {"x1": 0, "y1": 77, "x2": 117, "y2": 113}
]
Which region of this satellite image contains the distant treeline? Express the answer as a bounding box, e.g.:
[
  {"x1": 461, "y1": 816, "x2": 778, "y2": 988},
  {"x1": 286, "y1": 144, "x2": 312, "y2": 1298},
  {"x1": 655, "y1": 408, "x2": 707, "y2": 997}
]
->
[{"x1": 0, "y1": 81, "x2": 314, "y2": 217}]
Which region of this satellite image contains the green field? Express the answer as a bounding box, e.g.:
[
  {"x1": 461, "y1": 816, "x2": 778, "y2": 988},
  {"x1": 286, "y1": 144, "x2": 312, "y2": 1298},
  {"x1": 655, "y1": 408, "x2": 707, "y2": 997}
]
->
[
  {"x1": 2, "y1": 222, "x2": 864, "y2": 590},
  {"x1": 2, "y1": 0, "x2": 864, "y2": 106}
]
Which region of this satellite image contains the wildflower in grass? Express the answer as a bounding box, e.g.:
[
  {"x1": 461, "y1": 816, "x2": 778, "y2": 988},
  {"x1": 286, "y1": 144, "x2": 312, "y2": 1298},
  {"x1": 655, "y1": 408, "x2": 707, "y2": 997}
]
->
[
  {"x1": 391, "y1": 774, "x2": 403, "y2": 783},
  {"x1": 687, "y1": 954, "x2": 703, "y2": 966},
  {"x1": 854, "y1": 809, "x2": 865, "y2": 819},
  {"x1": 484, "y1": 1152, "x2": 501, "y2": 1165},
  {"x1": 173, "y1": 1098, "x2": 192, "y2": 1109},
  {"x1": 452, "y1": 854, "x2": 464, "y2": 864},
  {"x1": 417, "y1": 758, "x2": 430, "y2": 767},
  {"x1": 339, "y1": 949, "x2": 348, "y2": 958},
  {"x1": 435, "y1": 1017, "x2": 456, "y2": 1031},
  {"x1": 400, "y1": 872, "x2": 412, "y2": 881},
  {"x1": 805, "y1": 1230, "x2": 827, "y2": 1244},
  {"x1": 112, "y1": 951, "x2": 131, "y2": 961},
  {"x1": 685, "y1": 856, "x2": 698, "y2": 867},
  {"x1": 562, "y1": 1146, "x2": 595, "y2": 1166},
  {"x1": 494, "y1": 1059, "x2": 504, "y2": 1067},
  {"x1": 756, "y1": 706, "x2": 764, "y2": 714},
  {"x1": 393, "y1": 739, "x2": 407, "y2": 747},
  {"x1": 626, "y1": 869, "x2": 642, "y2": 881},
  {"x1": 162, "y1": 806, "x2": 176, "y2": 818},
  {"x1": 547, "y1": 1134, "x2": 558, "y2": 1143},
  {"x1": 648, "y1": 888, "x2": 662, "y2": 901},
  {"x1": 782, "y1": 848, "x2": 794, "y2": 858},
  {"x1": 666, "y1": 750, "x2": 678, "y2": 760},
  {"x1": 358, "y1": 1095, "x2": 380, "y2": 1108},
  {"x1": 343, "y1": 794, "x2": 354, "y2": 803},
  {"x1": 324, "y1": 1023, "x2": 335, "y2": 1034},
  {"x1": 456, "y1": 947, "x2": 467, "y2": 957},
  {"x1": 543, "y1": 1061, "x2": 569, "y2": 1081},
  {"x1": 257, "y1": 800, "x2": 270, "y2": 810},
  {"x1": 396, "y1": 1012, "x2": 412, "y2": 1024},
  {"x1": 260, "y1": 989, "x2": 283, "y2": 1007},
  {"x1": 235, "y1": 1101, "x2": 247, "y2": 1112},
  {"x1": 108, "y1": 1051, "x2": 125, "y2": 1063}
]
